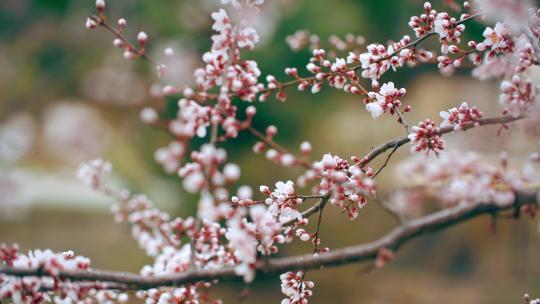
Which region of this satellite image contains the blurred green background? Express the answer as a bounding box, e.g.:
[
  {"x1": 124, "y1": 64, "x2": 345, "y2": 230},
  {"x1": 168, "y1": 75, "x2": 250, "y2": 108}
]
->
[{"x1": 1, "y1": 0, "x2": 539, "y2": 303}]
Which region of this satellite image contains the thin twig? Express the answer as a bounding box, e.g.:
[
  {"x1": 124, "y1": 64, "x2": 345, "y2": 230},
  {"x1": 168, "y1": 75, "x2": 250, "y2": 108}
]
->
[
  {"x1": 394, "y1": 108, "x2": 410, "y2": 135},
  {"x1": 372, "y1": 144, "x2": 400, "y2": 178},
  {"x1": 283, "y1": 196, "x2": 331, "y2": 227},
  {"x1": 312, "y1": 198, "x2": 328, "y2": 254},
  {"x1": 91, "y1": 16, "x2": 159, "y2": 66},
  {"x1": 246, "y1": 125, "x2": 310, "y2": 169}
]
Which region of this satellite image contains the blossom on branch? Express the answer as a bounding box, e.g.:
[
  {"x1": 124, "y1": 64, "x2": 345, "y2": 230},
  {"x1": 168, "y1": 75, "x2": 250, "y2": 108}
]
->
[
  {"x1": 366, "y1": 81, "x2": 407, "y2": 118},
  {"x1": 499, "y1": 75, "x2": 539, "y2": 117},
  {"x1": 262, "y1": 181, "x2": 304, "y2": 224},
  {"x1": 433, "y1": 12, "x2": 465, "y2": 54},
  {"x1": 298, "y1": 153, "x2": 376, "y2": 220},
  {"x1": 439, "y1": 102, "x2": 483, "y2": 130},
  {"x1": 408, "y1": 119, "x2": 445, "y2": 155},
  {"x1": 409, "y1": 2, "x2": 437, "y2": 38},
  {"x1": 280, "y1": 271, "x2": 314, "y2": 304},
  {"x1": 394, "y1": 151, "x2": 529, "y2": 210},
  {"x1": 0, "y1": 245, "x2": 127, "y2": 304}
]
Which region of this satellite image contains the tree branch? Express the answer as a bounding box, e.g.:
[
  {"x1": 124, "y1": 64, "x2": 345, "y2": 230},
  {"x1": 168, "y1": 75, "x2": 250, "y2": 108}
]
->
[
  {"x1": 362, "y1": 114, "x2": 524, "y2": 165},
  {"x1": 255, "y1": 13, "x2": 483, "y2": 97},
  {"x1": 246, "y1": 125, "x2": 310, "y2": 169},
  {"x1": 91, "y1": 15, "x2": 159, "y2": 67},
  {"x1": 2, "y1": 191, "x2": 536, "y2": 291},
  {"x1": 283, "y1": 195, "x2": 330, "y2": 227}
]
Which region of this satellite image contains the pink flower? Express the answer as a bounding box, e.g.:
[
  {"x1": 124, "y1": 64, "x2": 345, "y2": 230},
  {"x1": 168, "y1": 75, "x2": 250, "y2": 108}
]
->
[
  {"x1": 366, "y1": 81, "x2": 406, "y2": 118},
  {"x1": 76, "y1": 159, "x2": 112, "y2": 189},
  {"x1": 475, "y1": 22, "x2": 515, "y2": 59},
  {"x1": 211, "y1": 9, "x2": 230, "y2": 32},
  {"x1": 408, "y1": 119, "x2": 445, "y2": 155},
  {"x1": 280, "y1": 271, "x2": 314, "y2": 304},
  {"x1": 439, "y1": 102, "x2": 483, "y2": 130},
  {"x1": 483, "y1": 23, "x2": 509, "y2": 49},
  {"x1": 409, "y1": 2, "x2": 436, "y2": 38},
  {"x1": 433, "y1": 13, "x2": 465, "y2": 54},
  {"x1": 298, "y1": 153, "x2": 375, "y2": 220},
  {"x1": 262, "y1": 180, "x2": 303, "y2": 223},
  {"x1": 394, "y1": 151, "x2": 523, "y2": 208},
  {"x1": 500, "y1": 75, "x2": 539, "y2": 117}
]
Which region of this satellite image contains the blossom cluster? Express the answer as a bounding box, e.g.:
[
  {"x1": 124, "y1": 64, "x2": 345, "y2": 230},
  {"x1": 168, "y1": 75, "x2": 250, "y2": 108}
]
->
[
  {"x1": 408, "y1": 2, "x2": 437, "y2": 37},
  {"x1": 195, "y1": 9, "x2": 261, "y2": 101},
  {"x1": 409, "y1": 101, "x2": 485, "y2": 155},
  {"x1": 280, "y1": 271, "x2": 314, "y2": 304},
  {"x1": 226, "y1": 205, "x2": 282, "y2": 281},
  {"x1": 353, "y1": 34, "x2": 430, "y2": 80},
  {"x1": 467, "y1": 18, "x2": 540, "y2": 116},
  {"x1": 365, "y1": 81, "x2": 407, "y2": 118},
  {"x1": 0, "y1": 244, "x2": 129, "y2": 304},
  {"x1": 390, "y1": 151, "x2": 530, "y2": 216},
  {"x1": 500, "y1": 75, "x2": 539, "y2": 117},
  {"x1": 439, "y1": 102, "x2": 483, "y2": 130},
  {"x1": 432, "y1": 11, "x2": 466, "y2": 54},
  {"x1": 408, "y1": 119, "x2": 445, "y2": 155},
  {"x1": 260, "y1": 181, "x2": 304, "y2": 224},
  {"x1": 298, "y1": 154, "x2": 376, "y2": 220}
]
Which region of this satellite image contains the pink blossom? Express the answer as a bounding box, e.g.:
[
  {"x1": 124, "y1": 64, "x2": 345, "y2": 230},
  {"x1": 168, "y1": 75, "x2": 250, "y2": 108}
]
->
[
  {"x1": 262, "y1": 180, "x2": 303, "y2": 223},
  {"x1": 499, "y1": 75, "x2": 539, "y2": 117},
  {"x1": 409, "y1": 2, "x2": 437, "y2": 38},
  {"x1": 366, "y1": 81, "x2": 406, "y2": 118},
  {"x1": 475, "y1": 22, "x2": 515, "y2": 59},
  {"x1": 280, "y1": 271, "x2": 314, "y2": 304},
  {"x1": 408, "y1": 119, "x2": 445, "y2": 155},
  {"x1": 394, "y1": 152, "x2": 523, "y2": 208},
  {"x1": 298, "y1": 153, "x2": 375, "y2": 220},
  {"x1": 76, "y1": 159, "x2": 112, "y2": 190},
  {"x1": 433, "y1": 12, "x2": 465, "y2": 54},
  {"x1": 0, "y1": 245, "x2": 109, "y2": 304},
  {"x1": 439, "y1": 102, "x2": 483, "y2": 130}
]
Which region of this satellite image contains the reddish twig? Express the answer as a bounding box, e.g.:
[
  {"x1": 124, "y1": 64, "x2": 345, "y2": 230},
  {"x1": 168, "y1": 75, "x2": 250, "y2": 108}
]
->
[{"x1": 246, "y1": 125, "x2": 311, "y2": 169}]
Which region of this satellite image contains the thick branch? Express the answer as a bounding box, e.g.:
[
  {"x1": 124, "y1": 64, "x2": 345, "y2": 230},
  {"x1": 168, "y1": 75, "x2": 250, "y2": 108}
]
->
[{"x1": 1, "y1": 191, "x2": 536, "y2": 291}]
